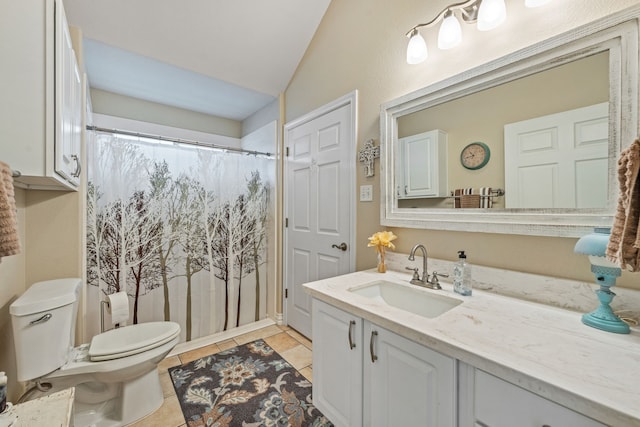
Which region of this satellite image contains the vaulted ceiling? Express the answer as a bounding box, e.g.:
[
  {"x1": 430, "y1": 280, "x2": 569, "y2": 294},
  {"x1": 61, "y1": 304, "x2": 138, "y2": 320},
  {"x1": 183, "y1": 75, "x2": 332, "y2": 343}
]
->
[{"x1": 63, "y1": 0, "x2": 332, "y2": 120}]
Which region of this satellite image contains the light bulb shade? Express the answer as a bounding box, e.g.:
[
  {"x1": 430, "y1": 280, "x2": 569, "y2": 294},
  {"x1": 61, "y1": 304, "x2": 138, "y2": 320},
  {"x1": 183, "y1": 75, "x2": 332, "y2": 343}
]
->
[
  {"x1": 574, "y1": 227, "x2": 612, "y2": 257},
  {"x1": 477, "y1": 0, "x2": 507, "y2": 31},
  {"x1": 525, "y1": 0, "x2": 551, "y2": 7},
  {"x1": 407, "y1": 31, "x2": 428, "y2": 64},
  {"x1": 437, "y1": 12, "x2": 462, "y2": 50}
]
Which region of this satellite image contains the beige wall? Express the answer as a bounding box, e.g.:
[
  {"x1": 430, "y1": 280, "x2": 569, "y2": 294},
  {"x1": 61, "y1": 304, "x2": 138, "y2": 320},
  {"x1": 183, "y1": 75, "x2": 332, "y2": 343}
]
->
[
  {"x1": 91, "y1": 89, "x2": 243, "y2": 138},
  {"x1": 0, "y1": 189, "x2": 25, "y2": 402},
  {"x1": 0, "y1": 188, "x2": 83, "y2": 402},
  {"x1": 284, "y1": 0, "x2": 640, "y2": 289}
]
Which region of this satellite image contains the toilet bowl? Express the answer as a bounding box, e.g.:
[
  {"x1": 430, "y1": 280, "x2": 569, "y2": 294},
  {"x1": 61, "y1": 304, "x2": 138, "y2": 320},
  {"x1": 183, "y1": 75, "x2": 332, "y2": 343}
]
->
[{"x1": 10, "y1": 278, "x2": 181, "y2": 427}]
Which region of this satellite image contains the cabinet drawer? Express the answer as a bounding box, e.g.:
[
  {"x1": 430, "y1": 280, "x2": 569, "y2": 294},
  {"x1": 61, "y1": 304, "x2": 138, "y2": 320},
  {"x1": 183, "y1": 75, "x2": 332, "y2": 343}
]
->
[{"x1": 475, "y1": 370, "x2": 605, "y2": 427}]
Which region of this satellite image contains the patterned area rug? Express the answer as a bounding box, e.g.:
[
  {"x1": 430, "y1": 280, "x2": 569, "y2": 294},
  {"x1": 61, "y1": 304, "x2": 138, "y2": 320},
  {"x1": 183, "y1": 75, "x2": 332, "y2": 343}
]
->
[{"x1": 169, "y1": 339, "x2": 333, "y2": 427}]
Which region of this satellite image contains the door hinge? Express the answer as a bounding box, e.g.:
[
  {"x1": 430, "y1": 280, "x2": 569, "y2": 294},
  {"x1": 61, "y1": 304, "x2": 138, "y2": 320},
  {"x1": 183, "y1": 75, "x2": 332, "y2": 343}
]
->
[
  {"x1": 285, "y1": 289, "x2": 288, "y2": 298},
  {"x1": 286, "y1": 147, "x2": 290, "y2": 157},
  {"x1": 285, "y1": 218, "x2": 288, "y2": 228}
]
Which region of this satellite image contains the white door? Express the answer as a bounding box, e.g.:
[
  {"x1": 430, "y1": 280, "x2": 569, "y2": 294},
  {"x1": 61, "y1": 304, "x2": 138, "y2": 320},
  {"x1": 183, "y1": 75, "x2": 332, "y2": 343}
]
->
[
  {"x1": 284, "y1": 93, "x2": 356, "y2": 338},
  {"x1": 504, "y1": 103, "x2": 608, "y2": 208}
]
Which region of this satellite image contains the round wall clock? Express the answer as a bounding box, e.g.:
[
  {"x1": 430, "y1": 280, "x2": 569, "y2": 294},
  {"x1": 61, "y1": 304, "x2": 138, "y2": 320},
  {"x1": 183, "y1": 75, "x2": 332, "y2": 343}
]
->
[{"x1": 460, "y1": 142, "x2": 491, "y2": 170}]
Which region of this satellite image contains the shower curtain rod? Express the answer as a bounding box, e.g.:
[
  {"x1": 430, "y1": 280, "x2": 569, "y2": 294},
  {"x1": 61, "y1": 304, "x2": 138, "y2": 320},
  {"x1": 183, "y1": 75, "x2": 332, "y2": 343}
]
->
[{"x1": 86, "y1": 125, "x2": 273, "y2": 157}]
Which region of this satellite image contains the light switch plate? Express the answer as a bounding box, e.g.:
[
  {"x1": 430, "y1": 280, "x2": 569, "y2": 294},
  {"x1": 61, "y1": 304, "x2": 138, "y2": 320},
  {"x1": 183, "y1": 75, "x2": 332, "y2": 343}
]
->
[{"x1": 360, "y1": 185, "x2": 373, "y2": 202}]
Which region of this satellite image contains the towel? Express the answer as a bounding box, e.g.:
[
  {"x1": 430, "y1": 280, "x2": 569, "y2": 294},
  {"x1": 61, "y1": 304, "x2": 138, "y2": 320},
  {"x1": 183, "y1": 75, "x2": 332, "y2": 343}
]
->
[
  {"x1": 461, "y1": 194, "x2": 481, "y2": 208},
  {"x1": 0, "y1": 162, "x2": 20, "y2": 259},
  {"x1": 480, "y1": 187, "x2": 493, "y2": 208},
  {"x1": 606, "y1": 139, "x2": 640, "y2": 271},
  {"x1": 454, "y1": 188, "x2": 474, "y2": 208},
  {"x1": 454, "y1": 188, "x2": 491, "y2": 209}
]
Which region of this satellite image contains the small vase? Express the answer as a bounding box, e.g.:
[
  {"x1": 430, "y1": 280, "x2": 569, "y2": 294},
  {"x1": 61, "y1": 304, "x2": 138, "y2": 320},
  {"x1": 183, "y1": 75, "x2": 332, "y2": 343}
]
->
[{"x1": 377, "y1": 249, "x2": 386, "y2": 273}]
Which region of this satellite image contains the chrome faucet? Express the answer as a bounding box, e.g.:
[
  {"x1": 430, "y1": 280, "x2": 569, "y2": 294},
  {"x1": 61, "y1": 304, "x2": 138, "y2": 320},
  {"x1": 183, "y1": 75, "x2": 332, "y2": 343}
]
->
[
  {"x1": 407, "y1": 244, "x2": 447, "y2": 290},
  {"x1": 408, "y1": 244, "x2": 429, "y2": 283}
]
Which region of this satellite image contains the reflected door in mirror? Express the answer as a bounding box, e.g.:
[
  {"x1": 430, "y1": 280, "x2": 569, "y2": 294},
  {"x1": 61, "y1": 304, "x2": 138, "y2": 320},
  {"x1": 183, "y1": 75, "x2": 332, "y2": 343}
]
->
[{"x1": 504, "y1": 103, "x2": 608, "y2": 208}]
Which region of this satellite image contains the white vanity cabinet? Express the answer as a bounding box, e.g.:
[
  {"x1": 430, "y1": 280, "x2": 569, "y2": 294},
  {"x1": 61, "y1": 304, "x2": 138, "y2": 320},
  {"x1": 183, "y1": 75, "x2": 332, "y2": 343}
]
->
[
  {"x1": 0, "y1": 0, "x2": 83, "y2": 190},
  {"x1": 363, "y1": 321, "x2": 455, "y2": 427},
  {"x1": 459, "y1": 366, "x2": 606, "y2": 427},
  {"x1": 312, "y1": 300, "x2": 363, "y2": 427},
  {"x1": 396, "y1": 130, "x2": 448, "y2": 199},
  {"x1": 312, "y1": 299, "x2": 456, "y2": 427}
]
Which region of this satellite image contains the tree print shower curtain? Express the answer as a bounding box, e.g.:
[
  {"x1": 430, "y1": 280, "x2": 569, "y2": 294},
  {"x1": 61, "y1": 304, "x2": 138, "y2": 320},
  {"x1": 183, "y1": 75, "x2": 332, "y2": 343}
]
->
[{"x1": 86, "y1": 133, "x2": 274, "y2": 342}]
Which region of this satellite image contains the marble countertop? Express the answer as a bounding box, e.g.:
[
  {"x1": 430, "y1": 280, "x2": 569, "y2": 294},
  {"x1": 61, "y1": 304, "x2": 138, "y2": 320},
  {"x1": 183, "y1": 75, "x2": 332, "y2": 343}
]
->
[{"x1": 304, "y1": 268, "x2": 640, "y2": 427}]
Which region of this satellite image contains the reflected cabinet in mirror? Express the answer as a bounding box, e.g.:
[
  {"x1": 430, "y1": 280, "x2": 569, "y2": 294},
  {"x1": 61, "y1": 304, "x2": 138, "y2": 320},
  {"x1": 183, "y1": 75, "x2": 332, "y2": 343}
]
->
[{"x1": 380, "y1": 7, "x2": 640, "y2": 237}]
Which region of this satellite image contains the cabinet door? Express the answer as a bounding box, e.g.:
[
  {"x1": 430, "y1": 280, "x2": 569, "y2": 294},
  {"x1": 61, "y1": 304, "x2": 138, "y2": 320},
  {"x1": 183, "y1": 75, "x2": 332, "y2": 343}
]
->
[
  {"x1": 474, "y1": 370, "x2": 606, "y2": 427},
  {"x1": 55, "y1": 0, "x2": 82, "y2": 186},
  {"x1": 364, "y1": 322, "x2": 455, "y2": 427},
  {"x1": 312, "y1": 300, "x2": 363, "y2": 427},
  {"x1": 397, "y1": 130, "x2": 447, "y2": 199}
]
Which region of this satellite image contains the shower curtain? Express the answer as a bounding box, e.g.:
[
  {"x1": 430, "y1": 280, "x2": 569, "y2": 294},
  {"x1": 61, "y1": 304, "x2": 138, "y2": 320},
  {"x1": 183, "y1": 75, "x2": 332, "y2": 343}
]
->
[{"x1": 86, "y1": 132, "x2": 274, "y2": 342}]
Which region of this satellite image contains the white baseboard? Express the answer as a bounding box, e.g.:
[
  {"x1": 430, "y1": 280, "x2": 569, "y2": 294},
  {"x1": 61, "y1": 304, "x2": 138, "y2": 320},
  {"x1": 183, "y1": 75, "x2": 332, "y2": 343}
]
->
[{"x1": 168, "y1": 318, "x2": 276, "y2": 357}]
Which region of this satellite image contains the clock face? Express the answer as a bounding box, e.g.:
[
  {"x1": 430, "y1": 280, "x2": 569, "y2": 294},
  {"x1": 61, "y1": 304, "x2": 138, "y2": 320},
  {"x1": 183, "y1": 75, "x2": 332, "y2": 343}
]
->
[{"x1": 460, "y1": 142, "x2": 490, "y2": 170}]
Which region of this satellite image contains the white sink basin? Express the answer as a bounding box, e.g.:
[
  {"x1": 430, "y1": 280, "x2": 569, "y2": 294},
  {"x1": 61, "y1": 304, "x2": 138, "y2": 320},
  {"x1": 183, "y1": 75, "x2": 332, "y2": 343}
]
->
[{"x1": 349, "y1": 280, "x2": 461, "y2": 319}]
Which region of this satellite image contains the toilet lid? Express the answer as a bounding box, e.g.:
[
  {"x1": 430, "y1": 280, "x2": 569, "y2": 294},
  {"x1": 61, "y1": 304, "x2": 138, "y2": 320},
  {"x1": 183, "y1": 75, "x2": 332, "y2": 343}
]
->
[{"x1": 89, "y1": 321, "x2": 180, "y2": 361}]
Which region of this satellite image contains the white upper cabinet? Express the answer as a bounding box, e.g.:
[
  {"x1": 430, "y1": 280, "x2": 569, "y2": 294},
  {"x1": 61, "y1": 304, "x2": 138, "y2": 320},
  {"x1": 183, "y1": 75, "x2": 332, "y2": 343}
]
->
[
  {"x1": 0, "y1": 0, "x2": 83, "y2": 190},
  {"x1": 396, "y1": 130, "x2": 448, "y2": 199}
]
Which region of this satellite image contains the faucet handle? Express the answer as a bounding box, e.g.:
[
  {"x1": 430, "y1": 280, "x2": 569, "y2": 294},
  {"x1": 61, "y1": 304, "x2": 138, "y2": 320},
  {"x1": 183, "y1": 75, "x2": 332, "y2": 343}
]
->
[
  {"x1": 405, "y1": 267, "x2": 420, "y2": 281},
  {"x1": 429, "y1": 271, "x2": 448, "y2": 288}
]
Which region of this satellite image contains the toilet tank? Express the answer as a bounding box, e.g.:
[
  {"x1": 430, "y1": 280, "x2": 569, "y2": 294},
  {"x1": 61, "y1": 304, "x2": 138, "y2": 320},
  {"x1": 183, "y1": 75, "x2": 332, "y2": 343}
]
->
[{"x1": 10, "y1": 278, "x2": 82, "y2": 382}]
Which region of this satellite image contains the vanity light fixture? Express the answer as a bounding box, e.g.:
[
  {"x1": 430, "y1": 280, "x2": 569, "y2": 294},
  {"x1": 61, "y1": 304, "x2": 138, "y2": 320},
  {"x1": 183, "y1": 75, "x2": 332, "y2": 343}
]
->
[
  {"x1": 406, "y1": 0, "x2": 551, "y2": 64},
  {"x1": 476, "y1": 0, "x2": 506, "y2": 31},
  {"x1": 437, "y1": 10, "x2": 463, "y2": 50},
  {"x1": 574, "y1": 227, "x2": 630, "y2": 334}
]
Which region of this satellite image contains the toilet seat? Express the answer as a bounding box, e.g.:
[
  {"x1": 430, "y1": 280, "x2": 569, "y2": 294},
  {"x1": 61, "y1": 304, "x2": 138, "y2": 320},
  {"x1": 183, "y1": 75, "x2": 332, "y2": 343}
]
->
[{"x1": 89, "y1": 321, "x2": 181, "y2": 361}]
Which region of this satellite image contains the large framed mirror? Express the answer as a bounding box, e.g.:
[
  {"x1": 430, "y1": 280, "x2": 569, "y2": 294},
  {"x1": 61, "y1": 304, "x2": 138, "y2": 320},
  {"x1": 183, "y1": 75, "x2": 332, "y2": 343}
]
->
[{"x1": 380, "y1": 7, "x2": 639, "y2": 238}]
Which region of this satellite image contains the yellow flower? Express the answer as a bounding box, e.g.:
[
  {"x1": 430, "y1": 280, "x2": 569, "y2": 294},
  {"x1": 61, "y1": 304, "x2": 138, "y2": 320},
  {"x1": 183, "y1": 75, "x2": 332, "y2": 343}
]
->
[{"x1": 367, "y1": 231, "x2": 397, "y2": 250}]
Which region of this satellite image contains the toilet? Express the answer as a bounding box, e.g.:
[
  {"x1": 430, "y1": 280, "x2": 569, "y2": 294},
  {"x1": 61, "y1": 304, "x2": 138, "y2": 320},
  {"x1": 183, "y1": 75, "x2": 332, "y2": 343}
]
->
[{"x1": 10, "y1": 278, "x2": 181, "y2": 427}]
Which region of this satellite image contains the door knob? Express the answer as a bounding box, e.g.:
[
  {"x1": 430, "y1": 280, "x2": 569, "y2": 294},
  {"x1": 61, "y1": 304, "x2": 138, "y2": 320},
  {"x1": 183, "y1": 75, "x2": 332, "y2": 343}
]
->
[{"x1": 331, "y1": 242, "x2": 348, "y2": 251}]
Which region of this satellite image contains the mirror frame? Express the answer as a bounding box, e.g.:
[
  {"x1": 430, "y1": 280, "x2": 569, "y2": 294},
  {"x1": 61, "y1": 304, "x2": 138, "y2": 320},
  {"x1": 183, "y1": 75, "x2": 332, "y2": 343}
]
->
[{"x1": 380, "y1": 7, "x2": 640, "y2": 238}]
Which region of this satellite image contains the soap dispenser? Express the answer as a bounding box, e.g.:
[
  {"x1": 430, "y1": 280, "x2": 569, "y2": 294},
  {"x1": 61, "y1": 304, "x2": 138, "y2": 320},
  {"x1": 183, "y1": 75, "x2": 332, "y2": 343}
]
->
[{"x1": 453, "y1": 251, "x2": 472, "y2": 296}]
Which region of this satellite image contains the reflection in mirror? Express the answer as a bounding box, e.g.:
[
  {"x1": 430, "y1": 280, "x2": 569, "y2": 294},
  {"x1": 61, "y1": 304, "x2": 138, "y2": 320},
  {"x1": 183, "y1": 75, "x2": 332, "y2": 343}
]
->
[
  {"x1": 396, "y1": 52, "x2": 609, "y2": 210},
  {"x1": 380, "y1": 11, "x2": 640, "y2": 237},
  {"x1": 504, "y1": 101, "x2": 609, "y2": 209}
]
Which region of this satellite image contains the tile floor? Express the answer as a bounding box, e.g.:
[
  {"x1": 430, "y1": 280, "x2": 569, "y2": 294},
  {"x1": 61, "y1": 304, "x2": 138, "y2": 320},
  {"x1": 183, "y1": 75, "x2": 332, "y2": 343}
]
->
[{"x1": 129, "y1": 324, "x2": 313, "y2": 427}]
